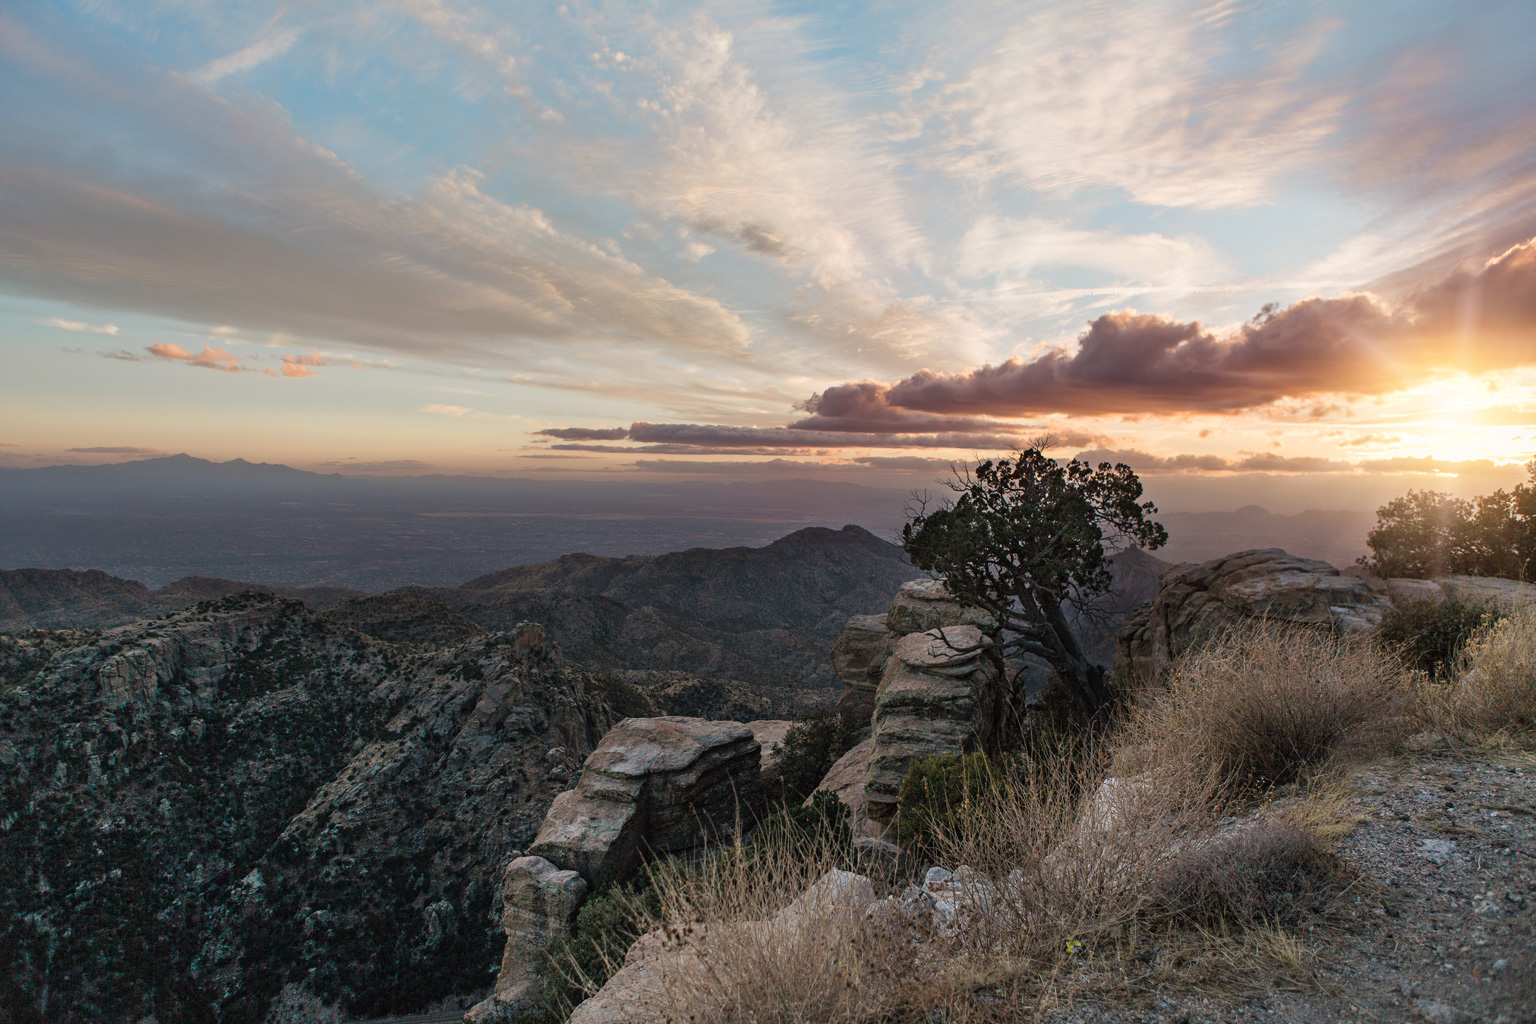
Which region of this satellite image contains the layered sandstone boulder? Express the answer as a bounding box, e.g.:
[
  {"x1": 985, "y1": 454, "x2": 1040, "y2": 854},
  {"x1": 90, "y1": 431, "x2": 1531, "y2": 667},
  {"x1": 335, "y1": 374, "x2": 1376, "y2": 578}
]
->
[
  {"x1": 885, "y1": 578, "x2": 994, "y2": 635},
  {"x1": 467, "y1": 856, "x2": 588, "y2": 1023},
  {"x1": 530, "y1": 716, "x2": 762, "y2": 883},
  {"x1": 862, "y1": 625, "x2": 1002, "y2": 836},
  {"x1": 830, "y1": 613, "x2": 897, "y2": 734},
  {"x1": 1114, "y1": 549, "x2": 1392, "y2": 683},
  {"x1": 831, "y1": 579, "x2": 997, "y2": 736}
]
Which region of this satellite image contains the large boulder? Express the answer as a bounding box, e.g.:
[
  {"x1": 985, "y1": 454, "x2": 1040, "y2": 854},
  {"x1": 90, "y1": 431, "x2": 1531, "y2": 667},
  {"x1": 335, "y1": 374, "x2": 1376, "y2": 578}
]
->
[
  {"x1": 1114, "y1": 548, "x2": 1392, "y2": 682},
  {"x1": 1383, "y1": 573, "x2": 1536, "y2": 607},
  {"x1": 885, "y1": 579, "x2": 994, "y2": 635},
  {"x1": 530, "y1": 717, "x2": 762, "y2": 884},
  {"x1": 863, "y1": 625, "x2": 1001, "y2": 837},
  {"x1": 466, "y1": 856, "x2": 588, "y2": 1023}
]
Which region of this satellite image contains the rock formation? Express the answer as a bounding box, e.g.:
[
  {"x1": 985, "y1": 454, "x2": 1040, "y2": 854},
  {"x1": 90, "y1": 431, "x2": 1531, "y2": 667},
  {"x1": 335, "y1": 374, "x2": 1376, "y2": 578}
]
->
[
  {"x1": 1113, "y1": 550, "x2": 1536, "y2": 683},
  {"x1": 467, "y1": 856, "x2": 588, "y2": 1024},
  {"x1": 862, "y1": 625, "x2": 1002, "y2": 837},
  {"x1": 830, "y1": 613, "x2": 896, "y2": 734},
  {"x1": 530, "y1": 717, "x2": 762, "y2": 883},
  {"x1": 1114, "y1": 549, "x2": 1393, "y2": 682}
]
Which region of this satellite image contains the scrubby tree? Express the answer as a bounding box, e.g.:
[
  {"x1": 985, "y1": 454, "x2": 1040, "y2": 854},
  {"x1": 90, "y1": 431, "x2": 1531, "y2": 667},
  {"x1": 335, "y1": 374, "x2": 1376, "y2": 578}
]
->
[
  {"x1": 901, "y1": 443, "x2": 1167, "y2": 720},
  {"x1": 1360, "y1": 460, "x2": 1536, "y2": 580}
]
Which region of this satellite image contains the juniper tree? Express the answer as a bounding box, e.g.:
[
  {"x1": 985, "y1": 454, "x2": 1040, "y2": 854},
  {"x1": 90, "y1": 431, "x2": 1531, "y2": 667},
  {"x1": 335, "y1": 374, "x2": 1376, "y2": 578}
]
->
[{"x1": 901, "y1": 443, "x2": 1167, "y2": 720}]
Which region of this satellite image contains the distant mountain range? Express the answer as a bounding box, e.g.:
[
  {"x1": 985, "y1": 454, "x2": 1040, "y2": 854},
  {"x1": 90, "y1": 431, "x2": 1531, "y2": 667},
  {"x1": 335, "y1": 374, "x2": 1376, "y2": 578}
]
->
[
  {"x1": 1, "y1": 454, "x2": 1378, "y2": 587},
  {"x1": 1, "y1": 526, "x2": 918, "y2": 710}
]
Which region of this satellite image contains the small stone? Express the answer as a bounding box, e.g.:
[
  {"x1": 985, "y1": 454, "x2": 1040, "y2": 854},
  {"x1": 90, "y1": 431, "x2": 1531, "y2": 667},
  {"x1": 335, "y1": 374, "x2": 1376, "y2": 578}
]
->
[
  {"x1": 1491, "y1": 959, "x2": 1508, "y2": 974},
  {"x1": 924, "y1": 865, "x2": 953, "y2": 889},
  {"x1": 1417, "y1": 1000, "x2": 1473, "y2": 1024},
  {"x1": 1417, "y1": 838, "x2": 1457, "y2": 865},
  {"x1": 1404, "y1": 731, "x2": 1452, "y2": 752}
]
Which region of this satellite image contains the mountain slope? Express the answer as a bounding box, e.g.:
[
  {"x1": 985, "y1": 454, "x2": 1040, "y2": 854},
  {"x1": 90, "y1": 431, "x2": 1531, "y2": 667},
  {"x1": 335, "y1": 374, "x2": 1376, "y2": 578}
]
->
[
  {"x1": 0, "y1": 568, "x2": 360, "y2": 631},
  {"x1": 436, "y1": 524, "x2": 914, "y2": 691},
  {"x1": 0, "y1": 596, "x2": 621, "y2": 1023}
]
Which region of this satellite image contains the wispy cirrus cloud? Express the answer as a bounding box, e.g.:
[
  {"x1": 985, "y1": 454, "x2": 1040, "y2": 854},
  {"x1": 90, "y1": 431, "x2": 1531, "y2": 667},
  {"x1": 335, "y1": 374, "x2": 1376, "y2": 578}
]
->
[
  {"x1": 38, "y1": 316, "x2": 118, "y2": 335},
  {"x1": 190, "y1": 27, "x2": 299, "y2": 84}
]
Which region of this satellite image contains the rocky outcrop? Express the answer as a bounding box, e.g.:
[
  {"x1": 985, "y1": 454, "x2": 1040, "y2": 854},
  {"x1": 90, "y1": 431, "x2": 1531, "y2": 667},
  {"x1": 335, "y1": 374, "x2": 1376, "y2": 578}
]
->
[
  {"x1": 863, "y1": 625, "x2": 1002, "y2": 837},
  {"x1": 830, "y1": 579, "x2": 995, "y2": 736},
  {"x1": 0, "y1": 594, "x2": 620, "y2": 1023},
  {"x1": 830, "y1": 613, "x2": 897, "y2": 734},
  {"x1": 1114, "y1": 549, "x2": 1393, "y2": 683},
  {"x1": 467, "y1": 856, "x2": 588, "y2": 1024},
  {"x1": 1114, "y1": 551, "x2": 1536, "y2": 683},
  {"x1": 885, "y1": 578, "x2": 994, "y2": 635},
  {"x1": 530, "y1": 717, "x2": 762, "y2": 884},
  {"x1": 1382, "y1": 573, "x2": 1536, "y2": 607}
]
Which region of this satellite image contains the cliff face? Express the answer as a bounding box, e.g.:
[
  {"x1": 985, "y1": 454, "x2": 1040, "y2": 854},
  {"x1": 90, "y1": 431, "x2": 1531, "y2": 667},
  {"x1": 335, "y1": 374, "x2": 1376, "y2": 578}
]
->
[{"x1": 0, "y1": 594, "x2": 618, "y2": 1023}]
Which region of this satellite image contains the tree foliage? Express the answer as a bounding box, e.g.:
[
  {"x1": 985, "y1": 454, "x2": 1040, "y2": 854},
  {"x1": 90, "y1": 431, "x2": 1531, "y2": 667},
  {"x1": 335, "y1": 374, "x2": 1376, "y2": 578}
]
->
[
  {"x1": 900, "y1": 444, "x2": 1167, "y2": 719},
  {"x1": 1360, "y1": 461, "x2": 1536, "y2": 580}
]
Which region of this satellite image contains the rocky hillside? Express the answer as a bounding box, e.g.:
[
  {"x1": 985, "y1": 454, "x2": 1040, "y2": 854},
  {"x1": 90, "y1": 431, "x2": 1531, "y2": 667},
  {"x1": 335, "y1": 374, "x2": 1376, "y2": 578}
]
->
[
  {"x1": 0, "y1": 595, "x2": 623, "y2": 1023},
  {"x1": 0, "y1": 567, "x2": 358, "y2": 631},
  {"x1": 423, "y1": 524, "x2": 914, "y2": 693}
]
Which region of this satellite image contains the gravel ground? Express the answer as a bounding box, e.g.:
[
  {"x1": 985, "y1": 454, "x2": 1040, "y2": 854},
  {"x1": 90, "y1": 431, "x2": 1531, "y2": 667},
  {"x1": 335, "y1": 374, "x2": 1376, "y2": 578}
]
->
[{"x1": 1045, "y1": 749, "x2": 1536, "y2": 1024}]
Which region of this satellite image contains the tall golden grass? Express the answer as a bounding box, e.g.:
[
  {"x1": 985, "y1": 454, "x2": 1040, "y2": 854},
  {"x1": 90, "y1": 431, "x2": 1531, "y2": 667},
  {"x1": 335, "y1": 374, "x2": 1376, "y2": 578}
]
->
[
  {"x1": 1421, "y1": 605, "x2": 1536, "y2": 742},
  {"x1": 566, "y1": 613, "x2": 1536, "y2": 1022}
]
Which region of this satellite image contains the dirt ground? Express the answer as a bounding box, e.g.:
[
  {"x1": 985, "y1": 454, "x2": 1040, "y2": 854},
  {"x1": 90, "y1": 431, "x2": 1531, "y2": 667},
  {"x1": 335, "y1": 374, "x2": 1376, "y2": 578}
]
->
[{"x1": 1041, "y1": 749, "x2": 1536, "y2": 1024}]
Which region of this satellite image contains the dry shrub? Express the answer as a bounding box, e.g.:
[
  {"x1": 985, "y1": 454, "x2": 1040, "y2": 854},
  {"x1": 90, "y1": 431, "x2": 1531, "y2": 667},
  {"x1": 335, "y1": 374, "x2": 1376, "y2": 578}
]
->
[
  {"x1": 572, "y1": 820, "x2": 925, "y2": 1024},
  {"x1": 1151, "y1": 818, "x2": 1333, "y2": 927},
  {"x1": 1425, "y1": 605, "x2": 1536, "y2": 741},
  {"x1": 1117, "y1": 624, "x2": 1406, "y2": 790}
]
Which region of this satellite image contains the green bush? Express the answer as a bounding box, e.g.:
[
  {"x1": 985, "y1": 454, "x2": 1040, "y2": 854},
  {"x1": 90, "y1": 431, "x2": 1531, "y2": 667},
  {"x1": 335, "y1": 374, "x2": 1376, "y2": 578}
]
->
[
  {"x1": 895, "y1": 752, "x2": 1005, "y2": 861},
  {"x1": 752, "y1": 790, "x2": 850, "y2": 851},
  {"x1": 1376, "y1": 596, "x2": 1504, "y2": 679},
  {"x1": 770, "y1": 707, "x2": 857, "y2": 805},
  {"x1": 535, "y1": 874, "x2": 660, "y2": 1019}
]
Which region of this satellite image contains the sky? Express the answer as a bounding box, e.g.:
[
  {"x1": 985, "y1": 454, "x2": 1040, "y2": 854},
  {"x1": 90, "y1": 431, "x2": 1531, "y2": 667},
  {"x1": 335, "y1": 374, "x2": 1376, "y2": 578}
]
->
[{"x1": 2, "y1": 0, "x2": 1535, "y2": 510}]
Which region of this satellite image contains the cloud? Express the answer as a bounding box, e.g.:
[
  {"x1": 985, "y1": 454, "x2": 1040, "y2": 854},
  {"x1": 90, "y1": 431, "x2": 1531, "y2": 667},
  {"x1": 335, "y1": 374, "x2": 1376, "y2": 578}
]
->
[
  {"x1": 1073, "y1": 448, "x2": 1522, "y2": 477},
  {"x1": 852, "y1": 455, "x2": 960, "y2": 470},
  {"x1": 795, "y1": 239, "x2": 1536, "y2": 419},
  {"x1": 550, "y1": 443, "x2": 824, "y2": 456},
  {"x1": 65, "y1": 446, "x2": 159, "y2": 454},
  {"x1": 147, "y1": 342, "x2": 245, "y2": 372},
  {"x1": 39, "y1": 316, "x2": 117, "y2": 335},
  {"x1": 191, "y1": 28, "x2": 299, "y2": 84},
  {"x1": 631, "y1": 458, "x2": 831, "y2": 474},
  {"x1": 626, "y1": 421, "x2": 1027, "y2": 450},
  {"x1": 536, "y1": 426, "x2": 630, "y2": 440},
  {"x1": 420, "y1": 404, "x2": 471, "y2": 417},
  {"x1": 1357, "y1": 457, "x2": 1505, "y2": 475},
  {"x1": 318, "y1": 458, "x2": 433, "y2": 471},
  {"x1": 0, "y1": 23, "x2": 750, "y2": 375},
  {"x1": 908, "y1": 2, "x2": 1345, "y2": 209}
]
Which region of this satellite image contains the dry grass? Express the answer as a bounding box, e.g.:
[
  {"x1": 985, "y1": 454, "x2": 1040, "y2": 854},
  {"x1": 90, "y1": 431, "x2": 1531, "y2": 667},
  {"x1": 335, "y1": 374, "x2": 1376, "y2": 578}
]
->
[
  {"x1": 1421, "y1": 606, "x2": 1536, "y2": 743},
  {"x1": 584, "y1": 625, "x2": 1397, "y2": 1022},
  {"x1": 563, "y1": 821, "x2": 929, "y2": 1024},
  {"x1": 1116, "y1": 624, "x2": 1407, "y2": 790}
]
